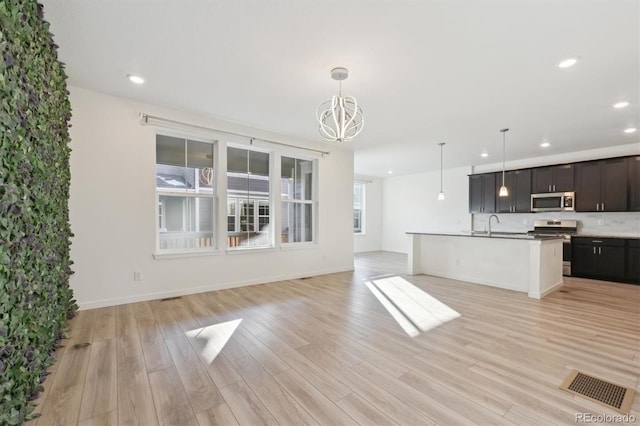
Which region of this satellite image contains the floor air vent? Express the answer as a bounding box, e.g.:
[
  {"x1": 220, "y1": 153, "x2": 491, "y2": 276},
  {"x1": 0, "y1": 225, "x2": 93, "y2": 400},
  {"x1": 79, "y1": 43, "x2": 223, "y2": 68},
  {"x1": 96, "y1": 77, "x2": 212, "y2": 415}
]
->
[{"x1": 560, "y1": 370, "x2": 635, "y2": 413}]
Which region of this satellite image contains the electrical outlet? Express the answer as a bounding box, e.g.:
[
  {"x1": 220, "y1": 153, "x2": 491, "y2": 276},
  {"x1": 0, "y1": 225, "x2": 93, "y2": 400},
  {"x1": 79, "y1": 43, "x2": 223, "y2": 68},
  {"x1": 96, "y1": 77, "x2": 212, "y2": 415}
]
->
[
  {"x1": 134, "y1": 271, "x2": 143, "y2": 281},
  {"x1": 523, "y1": 219, "x2": 528, "y2": 225},
  {"x1": 598, "y1": 219, "x2": 604, "y2": 225}
]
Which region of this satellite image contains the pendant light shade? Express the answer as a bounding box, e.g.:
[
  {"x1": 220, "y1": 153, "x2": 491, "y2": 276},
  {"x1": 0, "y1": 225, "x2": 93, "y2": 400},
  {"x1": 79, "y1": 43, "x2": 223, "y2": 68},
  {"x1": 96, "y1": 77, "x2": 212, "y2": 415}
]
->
[
  {"x1": 317, "y1": 67, "x2": 364, "y2": 142},
  {"x1": 499, "y1": 128, "x2": 509, "y2": 197},
  {"x1": 437, "y1": 142, "x2": 445, "y2": 200}
]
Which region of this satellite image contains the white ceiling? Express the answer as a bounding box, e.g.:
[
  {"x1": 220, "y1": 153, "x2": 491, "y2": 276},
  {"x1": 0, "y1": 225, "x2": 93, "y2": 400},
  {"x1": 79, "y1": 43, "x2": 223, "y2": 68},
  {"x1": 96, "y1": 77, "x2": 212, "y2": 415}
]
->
[{"x1": 40, "y1": 0, "x2": 639, "y2": 177}]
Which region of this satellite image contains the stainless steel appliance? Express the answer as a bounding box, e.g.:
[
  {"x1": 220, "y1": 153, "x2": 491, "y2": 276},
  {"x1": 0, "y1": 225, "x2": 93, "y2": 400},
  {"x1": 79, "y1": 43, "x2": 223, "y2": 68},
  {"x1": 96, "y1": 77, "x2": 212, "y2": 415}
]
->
[
  {"x1": 528, "y1": 219, "x2": 578, "y2": 276},
  {"x1": 531, "y1": 192, "x2": 575, "y2": 212}
]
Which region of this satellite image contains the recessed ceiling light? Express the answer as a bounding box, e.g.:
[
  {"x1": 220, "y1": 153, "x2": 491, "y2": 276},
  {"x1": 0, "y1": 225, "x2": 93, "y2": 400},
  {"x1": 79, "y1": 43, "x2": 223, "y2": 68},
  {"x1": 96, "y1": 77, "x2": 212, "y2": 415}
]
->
[
  {"x1": 540, "y1": 142, "x2": 551, "y2": 148},
  {"x1": 388, "y1": 170, "x2": 393, "y2": 175},
  {"x1": 480, "y1": 152, "x2": 489, "y2": 158},
  {"x1": 558, "y1": 58, "x2": 578, "y2": 68},
  {"x1": 613, "y1": 101, "x2": 630, "y2": 109},
  {"x1": 624, "y1": 127, "x2": 637, "y2": 134},
  {"x1": 127, "y1": 74, "x2": 145, "y2": 84}
]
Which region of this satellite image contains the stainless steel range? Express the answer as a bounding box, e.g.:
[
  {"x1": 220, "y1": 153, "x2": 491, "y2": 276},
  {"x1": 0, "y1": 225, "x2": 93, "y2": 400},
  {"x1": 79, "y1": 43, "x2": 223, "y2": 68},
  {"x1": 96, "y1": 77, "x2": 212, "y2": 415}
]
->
[{"x1": 528, "y1": 219, "x2": 579, "y2": 276}]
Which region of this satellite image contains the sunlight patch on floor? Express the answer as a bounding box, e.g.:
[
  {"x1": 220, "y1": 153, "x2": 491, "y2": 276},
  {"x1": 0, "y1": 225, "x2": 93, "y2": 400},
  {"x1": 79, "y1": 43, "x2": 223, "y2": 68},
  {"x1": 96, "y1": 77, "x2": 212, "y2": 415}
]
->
[
  {"x1": 185, "y1": 319, "x2": 242, "y2": 363},
  {"x1": 365, "y1": 276, "x2": 460, "y2": 337}
]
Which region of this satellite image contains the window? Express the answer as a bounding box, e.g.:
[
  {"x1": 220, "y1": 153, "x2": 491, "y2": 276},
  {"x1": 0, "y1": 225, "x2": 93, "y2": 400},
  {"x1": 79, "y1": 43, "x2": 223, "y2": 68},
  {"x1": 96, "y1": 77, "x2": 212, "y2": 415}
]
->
[
  {"x1": 281, "y1": 156, "x2": 315, "y2": 243},
  {"x1": 156, "y1": 134, "x2": 216, "y2": 251},
  {"x1": 227, "y1": 146, "x2": 271, "y2": 248},
  {"x1": 354, "y1": 181, "x2": 365, "y2": 234}
]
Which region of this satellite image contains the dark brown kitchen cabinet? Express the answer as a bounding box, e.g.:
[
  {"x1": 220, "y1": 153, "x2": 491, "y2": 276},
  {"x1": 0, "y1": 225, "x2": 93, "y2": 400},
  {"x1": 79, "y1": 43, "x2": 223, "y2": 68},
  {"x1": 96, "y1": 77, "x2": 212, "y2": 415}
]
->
[
  {"x1": 575, "y1": 158, "x2": 628, "y2": 212},
  {"x1": 572, "y1": 237, "x2": 626, "y2": 281},
  {"x1": 627, "y1": 239, "x2": 640, "y2": 283},
  {"x1": 532, "y1": 164, "x2": 574, "y2": 193},
  {"x1": 629, "y1": 156, "x2": 640, "y2": 211},
  {"x1": 496, "y1": 169, "x2": 531, "y2": 213},
  {"x1": 469, "y1": 173, "x2": 496, "y2": 213}
]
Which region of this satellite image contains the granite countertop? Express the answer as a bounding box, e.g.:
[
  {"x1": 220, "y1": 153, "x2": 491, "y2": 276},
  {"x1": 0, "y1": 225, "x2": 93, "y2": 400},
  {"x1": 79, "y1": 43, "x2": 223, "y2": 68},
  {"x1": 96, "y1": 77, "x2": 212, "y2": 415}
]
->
[
  {"x1": 573, "y1": 234, "x2": 640, "y2": 240},
  {"x1": 406, "y1": 231, "x2": 564, "y2": 241}
]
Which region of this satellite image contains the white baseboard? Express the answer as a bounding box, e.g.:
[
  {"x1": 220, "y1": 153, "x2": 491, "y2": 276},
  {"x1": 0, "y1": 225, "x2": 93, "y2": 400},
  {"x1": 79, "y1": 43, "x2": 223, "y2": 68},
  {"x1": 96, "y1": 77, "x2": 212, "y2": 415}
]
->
[
  {"x1": 77, "y1": 266, "x2": 355, "y2": 310},
  {"x1": 529, "y1": 279, "x2": 564, "y2": 299}
]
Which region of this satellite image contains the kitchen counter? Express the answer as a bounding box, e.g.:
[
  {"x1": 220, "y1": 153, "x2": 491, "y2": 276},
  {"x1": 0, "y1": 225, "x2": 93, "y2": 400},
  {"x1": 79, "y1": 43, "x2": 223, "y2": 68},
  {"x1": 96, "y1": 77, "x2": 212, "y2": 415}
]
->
[
  {"x1": 407, "y1": 231, "x2": 563, "y2": 241},
  {"x1": 407, "y1": 232, "x2": 564, "y2": 299}
]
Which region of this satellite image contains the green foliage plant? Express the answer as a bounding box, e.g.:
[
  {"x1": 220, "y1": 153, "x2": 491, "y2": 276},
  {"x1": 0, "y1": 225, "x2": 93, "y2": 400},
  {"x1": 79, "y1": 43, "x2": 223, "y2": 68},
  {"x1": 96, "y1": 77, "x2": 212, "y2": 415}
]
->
[{"x1": 0, "y1": 0, "x2": 77, "y2": 423}]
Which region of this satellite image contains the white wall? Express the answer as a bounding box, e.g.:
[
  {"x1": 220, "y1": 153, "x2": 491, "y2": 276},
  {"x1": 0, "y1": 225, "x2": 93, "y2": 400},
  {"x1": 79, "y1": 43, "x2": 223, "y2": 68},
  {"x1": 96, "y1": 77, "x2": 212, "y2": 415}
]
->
[
  {"x1": 354, "y1": 176, "x2": 383, "y2": 253},
  {"x1": 68, "y1": 87, "x2": 354, "y2": 310},
  {"x1": 382, "y1": 166, "x2": 471, "y2": 253}
]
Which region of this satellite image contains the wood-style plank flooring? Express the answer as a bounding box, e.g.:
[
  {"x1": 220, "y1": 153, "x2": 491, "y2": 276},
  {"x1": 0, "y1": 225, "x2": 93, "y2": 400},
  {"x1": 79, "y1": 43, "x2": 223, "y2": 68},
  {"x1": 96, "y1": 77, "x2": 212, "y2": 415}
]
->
[{"x1": 33, "y1": 251, "x2": 640, "y2": 425}]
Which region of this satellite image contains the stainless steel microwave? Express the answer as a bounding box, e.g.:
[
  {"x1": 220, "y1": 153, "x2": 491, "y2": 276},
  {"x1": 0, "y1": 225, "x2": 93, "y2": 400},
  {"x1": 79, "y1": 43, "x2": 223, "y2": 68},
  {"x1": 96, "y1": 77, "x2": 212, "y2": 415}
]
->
[{"x1": 531, "y1": 192, "x2": 575, "y2": 212}]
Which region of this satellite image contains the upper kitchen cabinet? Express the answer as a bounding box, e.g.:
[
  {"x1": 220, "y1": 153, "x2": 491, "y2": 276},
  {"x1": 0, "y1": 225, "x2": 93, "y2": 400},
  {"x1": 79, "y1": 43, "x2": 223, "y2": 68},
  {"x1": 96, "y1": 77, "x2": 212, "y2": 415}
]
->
[
  {"x1": 575, "y1": 157, "x2": 628, "y2": 212},
  {"x1": 532, "y1": 164, "x2": 574, "y2": 193},
  {"x1": 496, "y1": 169, "x2": 532, "y2": 213},
  {"x1": 629, "y1": 156, "x2": 640, "y2": 211},
  {"x1": 469, "y1": 173, "x2": 496, "y2": 213}
]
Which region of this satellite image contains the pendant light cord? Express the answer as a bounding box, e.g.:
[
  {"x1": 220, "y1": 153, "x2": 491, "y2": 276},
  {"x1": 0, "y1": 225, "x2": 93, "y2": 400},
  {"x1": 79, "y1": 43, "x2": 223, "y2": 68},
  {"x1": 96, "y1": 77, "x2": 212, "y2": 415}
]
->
[
  {"x1": 438, "y1": 142, "x2": 445, "y2": 195},
  {"x1": 502, "y1": 131, "x2": 506, "y2": 187}
]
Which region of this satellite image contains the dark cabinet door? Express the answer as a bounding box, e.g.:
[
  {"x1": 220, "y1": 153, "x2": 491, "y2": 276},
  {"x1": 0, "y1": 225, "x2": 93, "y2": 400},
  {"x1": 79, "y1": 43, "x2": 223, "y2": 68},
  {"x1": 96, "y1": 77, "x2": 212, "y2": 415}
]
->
[
  {"x1": 573, "y1": 237, "x2": 628, "y2": 281},
  {"x1": 628, "y1": 156, "x2": 640, "y2": 211},
  {"x1": 532, "y1": 165, "x2": 573, "y2": 193},
  {"x1": 575, "y1": 161, "x2": 601, "y2": 211},
  {"x1": 554, "y1": 164, "x2": 574, "y2": 192},
  {"x1": 598, "y1": 245, "x2": 626, "y2": 280},
  {"x1": 496, "y1": 171, "x2": 514, "y2": 213},
  {"x1": 514, "y1": 169, "x2": 532, "y2": 212},
  {"x1": 482, "y1": 173, "x2": 496, "y2": 213},
  {"x1": 469, "y1": 175, "x2": 483, "y2": 213},
  {"x1": 576, "y1": 159, "x2": 628, "y2": 212},
  {"x1": 498, "y1": 169, "x2": 532, "y2": 213},
  {"x1": 572, "y1": 243, "x2": 598, "y2": 277},
  {"x1": 601, "y1": 158, "x2": 628, "y2": 211},
  {"x1": 532, "y1": 166, "x2": 554, "y2": 193},
  {"x1": 627, "y1": 240, "x2": 640, "y2": 283},
  {"x1": 469, "y1": 173, "x2": 497, "y2": 213}
]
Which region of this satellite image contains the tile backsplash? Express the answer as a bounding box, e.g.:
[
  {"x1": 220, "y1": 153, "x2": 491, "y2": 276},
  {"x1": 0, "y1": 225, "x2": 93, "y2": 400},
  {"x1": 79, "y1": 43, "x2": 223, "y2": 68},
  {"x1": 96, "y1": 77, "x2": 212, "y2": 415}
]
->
[{"x1": 472, "y1": 211, "x2": 640, "y2": 238}]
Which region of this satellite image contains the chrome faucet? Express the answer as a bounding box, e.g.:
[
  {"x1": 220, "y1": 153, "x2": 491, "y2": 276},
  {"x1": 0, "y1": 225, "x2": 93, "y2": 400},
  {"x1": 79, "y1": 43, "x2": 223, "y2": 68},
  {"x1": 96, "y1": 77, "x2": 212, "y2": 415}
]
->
[{"x1": 488, "y1": 214, "x2": 500, "y2": 236}]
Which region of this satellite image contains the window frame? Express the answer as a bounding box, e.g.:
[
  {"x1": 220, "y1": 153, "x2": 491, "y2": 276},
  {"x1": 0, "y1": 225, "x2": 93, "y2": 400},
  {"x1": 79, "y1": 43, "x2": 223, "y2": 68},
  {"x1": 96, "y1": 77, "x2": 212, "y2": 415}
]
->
[
  {"x1": 280, "y1": 155, "x2": 317, "y2": 246},
  {"x1": 154, "y1": 131, "x2": 218, "y2": 255},
  {"x1": 226, "y1": 143, "x2": 274, "y2": 250},
  {"x1": 354, "y1": 181, "x2": 366, "y2": 235}
]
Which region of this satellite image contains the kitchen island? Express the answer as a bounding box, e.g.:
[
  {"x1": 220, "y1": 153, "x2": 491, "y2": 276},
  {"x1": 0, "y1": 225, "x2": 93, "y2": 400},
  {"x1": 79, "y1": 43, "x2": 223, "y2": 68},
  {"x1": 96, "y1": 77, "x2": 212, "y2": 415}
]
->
[{"x1": 407, "y1": 232, "x2": 564, "y2": 299}]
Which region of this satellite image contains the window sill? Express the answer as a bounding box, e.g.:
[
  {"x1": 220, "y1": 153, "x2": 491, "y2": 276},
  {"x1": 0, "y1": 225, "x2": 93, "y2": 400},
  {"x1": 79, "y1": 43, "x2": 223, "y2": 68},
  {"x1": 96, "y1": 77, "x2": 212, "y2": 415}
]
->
[
  {"x1": 354, "y1": 232, "x2": 367, "y2": 236},
  {"x1": 226, "y1": 246, "x2": 277, "y2": 255},
  {"x1": 153, "y1": 249, "x2": 222, "y2": 260},
  {"x1": 280, "y1": 242, "x2": 317, "y2": 251}
]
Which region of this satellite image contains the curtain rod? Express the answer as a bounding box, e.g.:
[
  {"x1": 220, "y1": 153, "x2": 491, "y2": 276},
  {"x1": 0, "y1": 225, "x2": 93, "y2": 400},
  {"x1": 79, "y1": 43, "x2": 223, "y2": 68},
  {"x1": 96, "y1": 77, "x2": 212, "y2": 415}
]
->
[{"x1": 139, "y1": 113, "x2": 330, "y2": 156}]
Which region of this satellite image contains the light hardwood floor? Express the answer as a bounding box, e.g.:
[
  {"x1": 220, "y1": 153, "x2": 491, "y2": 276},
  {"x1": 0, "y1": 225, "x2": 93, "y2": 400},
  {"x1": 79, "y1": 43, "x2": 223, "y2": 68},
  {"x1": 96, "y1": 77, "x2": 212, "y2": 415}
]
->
[{"x1": 33, "y1": 251, "x2": 640, "y2": 425}]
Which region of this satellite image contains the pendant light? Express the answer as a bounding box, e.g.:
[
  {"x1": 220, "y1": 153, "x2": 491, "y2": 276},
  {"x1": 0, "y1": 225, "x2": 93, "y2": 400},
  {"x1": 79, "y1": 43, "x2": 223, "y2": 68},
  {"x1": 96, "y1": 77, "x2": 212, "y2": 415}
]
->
[
  {"x1": 498, "y1": 128, "x2": 509, "y2": 197},
  {"x1": 437, "y1": 142, "x2": 445, "y2": 200},
  {"x1": 317, "y1": 67, "x2": 364, "y2": 142}
]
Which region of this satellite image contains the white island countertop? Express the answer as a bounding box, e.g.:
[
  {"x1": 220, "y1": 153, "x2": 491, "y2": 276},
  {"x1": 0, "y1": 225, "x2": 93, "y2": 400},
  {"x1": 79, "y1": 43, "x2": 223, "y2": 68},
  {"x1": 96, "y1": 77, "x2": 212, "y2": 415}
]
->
[{"x1": 406, "y1": 232, "x2": 564, "y2": 299}]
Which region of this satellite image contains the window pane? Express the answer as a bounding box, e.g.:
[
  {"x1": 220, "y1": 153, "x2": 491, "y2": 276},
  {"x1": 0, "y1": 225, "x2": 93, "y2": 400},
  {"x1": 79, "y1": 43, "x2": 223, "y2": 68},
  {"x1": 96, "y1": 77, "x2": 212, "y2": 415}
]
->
[
  {"x1": 158, "y1": 195, "x2": 214, "y2": 250},
  {"x1": 227, "y1": 199, "x2": 236, "y2": 232},
  {"x1": 227, "y1": 147, "x2": 271, "y2": 248},
  {"x1": 156, "y1": 136, "x2": 188, "y2": 190},
  {"x1": 354, "y1": 209, "x2": 362, "y2": 233},
  {"x1": 187, "y1": 140, "x2": 214, "y2": 193},
  {"x1": 281, "y1": 202, "x2": 313, "y2": 243},
  {"x1": 228, "y1": 147, "x2": 248, "y2": 173},
  {"x1": 249, "y1": 150, "x2": 270, "y2": 176},
  {"x1": 354, "y1": 182, "x2": 365, "y2": 233},
  {"x1": 281, "y1": 157, "x2": 313, "y2": 201},
  {"x1": 156, "y1": 136, "x2": 214, "y2": 193}
]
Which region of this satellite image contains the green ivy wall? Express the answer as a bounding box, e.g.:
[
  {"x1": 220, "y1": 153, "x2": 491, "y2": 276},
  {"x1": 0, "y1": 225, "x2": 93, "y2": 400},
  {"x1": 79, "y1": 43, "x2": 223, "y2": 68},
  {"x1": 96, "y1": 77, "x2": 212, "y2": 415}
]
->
[{"x1": 0, "y1": 0, "x2": 77, "y2": 423}]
